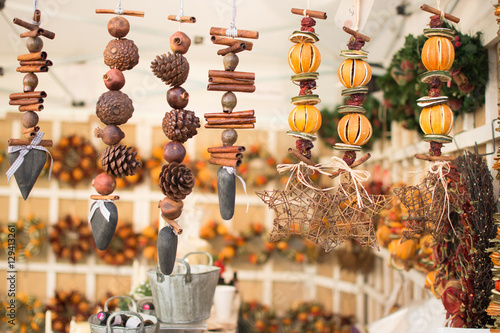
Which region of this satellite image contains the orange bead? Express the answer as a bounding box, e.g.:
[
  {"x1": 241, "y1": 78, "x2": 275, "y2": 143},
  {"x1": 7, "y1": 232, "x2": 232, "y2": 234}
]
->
[
  {"x1": 421, "y1": 36, "x2": 455, "y2": 71},
  {"x1": 419, "y1": 103, "x2": 454, "y2": 136},
  {"x1": 338, "y1": 59, "x2": 372, "y2": 88},
  {"x1": 337, "y1": 113, "x2": 372, "y2": 146},
  {"x1": 288, "y1": 43, "x2": 321, "y2": 74},
  {"x1": 288, "y1": 105, "x2": 322, "y2": 134}
]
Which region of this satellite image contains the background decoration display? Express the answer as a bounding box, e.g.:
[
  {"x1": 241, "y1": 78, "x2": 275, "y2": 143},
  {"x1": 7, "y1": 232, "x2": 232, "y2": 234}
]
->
[
  {"x1": 49, "y1": 215, "x2": 93, "y2": 263},
  {"x1": 96, "y1": 222, "x2": 138, "y2": 266},
  {"x1": 1, "y1": 215, "x2": 46, "y2": 261},
  {"x1": 48, "y1": 290, "x2": 93, "y2": 333},
  {"x1": 0, "y1": 294, "x2": 45, "y2": 333}
]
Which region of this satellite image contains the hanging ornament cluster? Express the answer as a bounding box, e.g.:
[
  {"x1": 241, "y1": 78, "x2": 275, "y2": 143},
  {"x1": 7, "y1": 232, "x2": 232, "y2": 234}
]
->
[
  {"x1": 205, "y1": 0, "x2": 259, "y2": 221},
  {"x1": 151, "y1": 4, "x2": 199, "y2": 275},
  {"x1": 6, "y1": 8, "x2": 56, "y2": 200},
  {"x1": 88, "y1": 3, "x2": 144, "y2": 251}
]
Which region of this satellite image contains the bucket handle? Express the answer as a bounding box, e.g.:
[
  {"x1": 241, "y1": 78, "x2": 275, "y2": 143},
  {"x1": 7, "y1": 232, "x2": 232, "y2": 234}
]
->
[
  {"x1": 104, "y1": 295, "x2": 137, "y2": 312},
  {"x1": 183, "y1": 251, "x2": 214, "y2": 266},
  {"x1": 155, "y1": 260, "x2": 192, "y2": 284},
  {"x1": 106, "y1": 311, "x2": 144, "y2": 332}
]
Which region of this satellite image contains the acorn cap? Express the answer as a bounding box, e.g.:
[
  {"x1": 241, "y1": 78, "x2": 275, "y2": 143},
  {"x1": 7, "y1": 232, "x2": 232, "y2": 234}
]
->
[
  {"x1": 337, "y1": 105, "x2": 366, "y2": 114},
  {"x1": 291, "y1": 72, "x2": 319, "y2": 84},
  {"x1": 420, "y1": 70, "x2": 451, "y2": 84},
  {"x1": 341, "y1": 86, "x2": 368, "y2": 96},
  {"x1": 291, "y1": 95, "x2": 321, "y2": 105},
  {"x1": 286, "y1": 130, "x2": 317, "y2": 142},
  {"x1": 416, "y1": 96, "x2": 449, "y2": 108},
  {"x1": 333, "y1": 143, "x2": 362, "y2": 151},
  {"x1": 423, "y1": 28, "x2": 455, "y2": 40},
  {"x1": 289, "y1": 31, "x2": 319, "y2": 43}
]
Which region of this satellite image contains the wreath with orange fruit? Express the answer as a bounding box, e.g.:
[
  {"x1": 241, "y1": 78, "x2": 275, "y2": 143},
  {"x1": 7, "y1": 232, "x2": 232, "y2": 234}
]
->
[
  {"x1": 0, "y1": 294, "x2": 45, "y2": 333},
  {"x1": 48, "y1": 290, "x2": 93, "y2": 333},
  {"x1": 49, "y1": 215, "x2": 93, "y2": 263},
  {"x1": 239, "y1": 144, "x2": 279, "y2": 188},
  {"x1": 138, "y1": 222, "x2": 158, "y2": 261},
  {"x1": 51, "y1": 135, "x2": 98, "y2": 186},
  {"x1": 0, "y1": 215, "x2": 46, "y2": 262},
  {"x1": 96, "y1": 222, "x2": 138, "y2": 265}
]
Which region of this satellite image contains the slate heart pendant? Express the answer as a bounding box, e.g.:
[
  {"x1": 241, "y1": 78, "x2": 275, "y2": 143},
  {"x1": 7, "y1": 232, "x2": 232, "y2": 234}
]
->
[
  {"x1": 157, "y1": 226, "x2": 178, "y2": 275},
  {"x1": 217, "y1": 166, "x2": 236, "y2": 220},
  {"x1": 8, "y1": 150, "x2": 47, "y2": 200},
  {"x1": 89, "y1": 201, "x2": 118, "y2": 251}
]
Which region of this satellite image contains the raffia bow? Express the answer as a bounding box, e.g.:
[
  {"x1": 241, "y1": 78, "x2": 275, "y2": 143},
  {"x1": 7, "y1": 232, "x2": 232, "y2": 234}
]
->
[
  {"x1": 427, "y1": 161, "x2": 453, "y2": 231},
  {"x1": 88, "y1": 200, "x2": 113, "y2": 223}
]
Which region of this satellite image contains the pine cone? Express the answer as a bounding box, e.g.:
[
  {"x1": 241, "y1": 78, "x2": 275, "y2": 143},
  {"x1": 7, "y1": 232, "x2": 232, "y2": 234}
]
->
[
  {"x1": 101, "y1": 145, "x2": 141, "y2": 178},
  {"x1": 159, "y1": 162, "x2": 194, "y2": 200},
  {"x1": 162, "y1": 109, "x2": 200, "y2": 143},
  {"x1": 104, "y1": 39, "x2": 139, "y2": 71},
  {"x1": 96, "y1": 91, "x2": 134, "y2": 125},
  {"x1": 151, "y1": 53, "x2": 189, "y2": 87}
]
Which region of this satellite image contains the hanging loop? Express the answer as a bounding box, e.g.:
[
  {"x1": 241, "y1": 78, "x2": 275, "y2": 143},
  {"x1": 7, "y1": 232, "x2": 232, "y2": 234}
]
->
[
  {"x1": 226, "y1": 0, "x2": 238, "y2": 37},
  {"x1": 114, "y1": 0, "x2": 125, "y2": 15}
]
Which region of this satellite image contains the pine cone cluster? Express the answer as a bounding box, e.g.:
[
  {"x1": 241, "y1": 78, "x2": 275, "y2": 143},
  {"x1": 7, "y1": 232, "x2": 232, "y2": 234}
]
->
[
  {"x1": 162, "y1": 109, "x2": 200, "y2": 143},
  {"x1": 104, "y1": 39, "x2": 139, "y2": 71},
  {"x1": 159, "y1": 162, "x2": 194, "y2": 200},
  {"x1": 151, "y1": 53, "x2": 189, "y2": 87},
  {"x1": 101, "y1": 145, "x2": 141, "y2": 178},
  {"x1": 96, "y1": 91, "x2": 134, "y2": 125}
]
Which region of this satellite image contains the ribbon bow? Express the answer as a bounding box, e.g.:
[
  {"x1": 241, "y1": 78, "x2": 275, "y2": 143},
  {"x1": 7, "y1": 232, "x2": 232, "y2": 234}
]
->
[
  {"x1": 88, "y1": 200, "x2": 113, "y2": 223},
  {"x1": 223, "y1": 166, "x2": 249, "y2": 213},
  {"x1": 427, "y1": 161, "x2": 453, "y2": 230},
  {"x1": 6, "y1": 131, "x2": 53, "y2": 182}
]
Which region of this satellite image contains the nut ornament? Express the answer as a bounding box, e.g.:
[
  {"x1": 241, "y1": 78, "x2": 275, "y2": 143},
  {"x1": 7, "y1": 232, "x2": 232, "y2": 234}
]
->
[
  {"x1": 151, "y1": 53, "x2": 189, "y2": 87},
  {"x1": 101, "y1": 144, "x2": 142, "y2": 178},
  {"x1": 96, "y1": 90, "x2": 134, "y2": 125},
  {"x1": 104, "y1": 39, "x2": 140, "y2": 71},
  {"x1": 162, "y1": 109, "x2": 200, "y2": 143}
]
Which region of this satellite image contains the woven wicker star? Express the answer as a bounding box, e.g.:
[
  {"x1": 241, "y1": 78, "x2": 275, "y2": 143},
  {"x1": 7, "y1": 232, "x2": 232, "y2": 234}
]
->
[{"x1": 393, "y1": 184, "x2": 433, "y2": 240}]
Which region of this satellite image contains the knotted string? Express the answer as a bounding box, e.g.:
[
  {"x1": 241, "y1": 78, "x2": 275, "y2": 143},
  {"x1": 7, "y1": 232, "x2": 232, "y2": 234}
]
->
[
  {"x1": 226, "y1": 0, "x2": 238, "y2": 38},
  {"x1": 32, "y1": 0, "x2": 40, "y2": 25},
  {"x1": 353, "y1": 0, "x2": 361, "y2": 31},
  {"x1": 176, "y1": 0, "x2": 184, "y2": 31},
  {"x1": 436, "y1": 0, "x2": 450, "y2": 20},
  {"x1": 6, "y1": 131, "x2": 53, "y2": 182},
  {"x1": 114, "y1": 0, "x2": 124, "y2": 15},
  {"x1": 426, "y1": 161, "x2": 455, "y2": 234},
  {"x1": 88, "y1": 200, "x2": 113, "y2": 223},
  {"x1": 303, "y1": 0, "x2": 310, "y2": 16},
  {"x1": 223, "y1": 166, "x2": 248, "y2": 213}
]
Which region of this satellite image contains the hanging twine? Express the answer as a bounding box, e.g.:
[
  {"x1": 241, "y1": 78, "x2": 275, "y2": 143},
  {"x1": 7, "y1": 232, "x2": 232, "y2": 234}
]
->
[
  {"x1": 223, "y1": 166, "x2": 249, "y2": 213},
  {"x1": 303, "y1": 0, "x2": 310, "y2": 16},
  {"x1": 32, "y1": 0, "x2": 41, "y2": 25},
  {"x1": 353, "y1": 0, "x2": 361, "y2": 31},
  {"x1": 426, "y1": 161, "x2": 455, "y2": 233},
  {"x1": 114, "y1": 0, "x2": 125, "y2": 15},
  {"x1": 226, "y1": 0, "x2": 238, "y2": 38},
  {"x1": 88, "y1": 200, "x2": 113, "y2": 223},
  {"x1": 436, "y1": 0, "x2": 450, "y2": 20},
  {"x1": 176, "y1": 0, "x2": 184, "y2": 30},
  {"x1": 6, "y1": 131, "x2": 53, "y2": 182}
]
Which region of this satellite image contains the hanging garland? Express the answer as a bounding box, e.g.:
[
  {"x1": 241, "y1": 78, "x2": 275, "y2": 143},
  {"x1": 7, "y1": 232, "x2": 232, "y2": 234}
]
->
[
  {"x1": 51, "y1": 135, "x2": 98, "y2": 186},
  {"x1": 0, "y1": 294, "x2": 45, "y2": 333},
  {"x1": 48, "y1": 290, "x2": 93, "y2": 333},
  {"x1": 0, "y1": 215, "x2": 46, "y2": 261},
  {"x1": 49, "y1": 215, "x2": 93, "y2": 263},
  {"x1": 377, "y1": 24, "x2": 487, "y2": 130},
  {"x1": 96, "y1": 222, "x2": 138, "y2": 265}
]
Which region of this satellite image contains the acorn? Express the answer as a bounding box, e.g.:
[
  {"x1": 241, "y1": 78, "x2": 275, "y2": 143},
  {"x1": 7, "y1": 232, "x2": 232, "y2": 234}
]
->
[
  {"x1": 103, "y1": 69, "x2": 126, "y2": 91},
  {"x1": 159, "y1": 197, "x2": 184, "y2": 220},
  {"x1": 163, "y1": 141, "x2": 186, "y2": 163},
  {"x1": 108, "y1": 16, "x2": 130, "y2": 38},
  {"x1": 170, "y1": 31, "x2": 191, "y2": 54},
  {"x1": 166, "y1": 87, "x2": 189, "y2": 109},
  {"x1": 223, "y1": 52, "x2": 239, "y2": 71},
  {"x1": 26, "y1": 37, "x2": 43, "y2": 53},
  {"x1": 92, "y1": 173, "x2": 116, "y2": 195},
  {"x1": 23, "y1": 73, "x2": 38, "y2": 92},
  {"x1": 21, "y1": 111, "x2": 39, "y2": 128},
  {"x1": 221, "y1": 91, "x2": 237, "y2": 113},
  {"x1": 221, "y1": 129, "x2": 238, "y2": 147},
  {"x1": 94, "y1": 125, "x2": 125, "y2": 145}
]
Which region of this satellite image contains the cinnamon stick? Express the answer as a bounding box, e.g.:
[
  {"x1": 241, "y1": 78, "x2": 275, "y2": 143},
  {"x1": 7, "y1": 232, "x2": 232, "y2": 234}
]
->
[
  {"x1": 217, "y1": 43, "x2": 247, "y2": 56},
  {"x1": 210, "y1": 27, "x2": 259, "y2": 39},
  {"x1": 209, "y1": 70, "x2": 255, "y2": 80},
  {"x1": 211, "y1": 36, "x2": 253, "y2": 50},
  {"x1": 343, "y1": 26, "x2": 371, "y2": 42},
  {"x1": 17, "y1": 52, "x2": 47, "y2": 61},
  {"x1": 208, "y1": 146, "x2": 245, "y2": 153},
  {"x1": 205, "y1": 124, "x2": 255, "y2": 129},
  {"x1": 288, "y1": 148, "x2": 316, "y2": 167},
  {"x1": 20, "y1": 28, "x2": 44, "y2": 38},
  {"x1": 9, "y1": 98, "x2": 43, "y2": 106},
  {"x1": 205, "y1": 110, "x2": 255, "y2": 118},
  {"x1": 420, "y1": 4, "x2": 460, "y2": 23},
  {"x1": 8, "y1": 138, "x2": 52, "y2": 147},
  {"x1": 329, "y1": 153, "x2": 371, "y2": 179},
  {"x1": 33, "y1": 10, "x2": 41, "y2": 24},
  {"x1": 90, "y1": 195, "x2": 120, "y2": 201},
  {"x1": 12, "y1": 17, "x2": 55, "y2": 39},
  {"x1": 414, "y1": 154, "x2": 456, "y2": 162},
  {"x1": 163, "y1": 218, "x2": 183, "y2": 235},
  {"x1": 19, "y1": 104, "x2": 44, "y2": 112},
  {"x1": 16, "y1": 66, "x2": 48, "y2": 73},
  {"x1": 95, "y1": 9, "x2": 145, "y2": 17},
  {"x1": 24, "y1": 132, "x2": 37, "y2": 139},
  {"x1": 206, "y1": 118, "x2": 255, "y2": 125},
  {"x1": 207, "y1": 84, "x2": 255, "y2": 93},
  {"x1": 291, "y1": 8, "x2": 327, "y2": 20},
  {"x1": 210, "y1": 152, "x2": 243, "y2": 160},
  {"x1": 167, "y1": 15, "x2": 196, "y2": 23},
  {"x1": 19, "y1": 60, "x2": 53, "y2": 67},
  {"x1": 209, "y1": 77, "x2": 254, "y2": 85},
  {"x1": 9, "y1": 91, "x2": 47, "y2": 100},
  {"x1": 22, "y1": 126, "x2": 40, "y2": 134},
  {"x1": 209, "y1": 157, "x2": 242, "y2": 167}
]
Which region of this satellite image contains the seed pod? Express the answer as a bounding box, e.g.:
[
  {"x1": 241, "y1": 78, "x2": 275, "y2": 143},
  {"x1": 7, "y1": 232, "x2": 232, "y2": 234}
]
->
[
  {"x1": 103, "y1": 69, "x2": 126, "y2": 91},
  {"x1": 108, "y1": 16, "x2": 130, "y2": 38}
]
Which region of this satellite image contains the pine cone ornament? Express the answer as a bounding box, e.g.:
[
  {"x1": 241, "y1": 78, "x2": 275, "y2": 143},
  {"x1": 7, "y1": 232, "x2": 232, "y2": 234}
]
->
[
  {"x1": 162, "y1": 109, "x2": 200, "y2": 143},
  {"x1": 104, "y1": 39, "x2": 139, "y2": 71},
  {"x1": 101, "y1": 145, "x2": 142, "y2": 178},
  {"x1": 159, "y1": 162, "x2": 194, "y2": 200},
  {"x1": 151, "y1": 53, "x2": 189, "y2": 87},
  {"x1": 96, "y1": 91, "x2": 134, "y2": 125}
]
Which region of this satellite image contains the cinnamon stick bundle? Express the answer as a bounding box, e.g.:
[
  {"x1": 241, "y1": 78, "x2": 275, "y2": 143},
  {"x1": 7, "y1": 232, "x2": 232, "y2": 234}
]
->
[
  {"x1": 167, "y1": 15, "x2": 196, "y2": 23},
  {"x1": 8, "y1": 138, "x2": 52, "y2": 147},
  {"x1": 205, "y1": 124, "x2": 254, "y2": 129},
  {"x1": 210, "y1": 27, "x2": 259, "y2": 39},
  {"x1": 16, "y1": 66, "x2": 48, "y2": 73},
  {"x1": 95, "y1": 9, "x2": 145, "y2": 17},
  {"x1": 207, "y1": 84, "x2": 255, "y2": 93},
  {"x1": 20, "y1": 28, "x2": 44, "y2": 38},
  {"x1": 211, "y1": 36, "x2": 253, "y2": 50},
  {"x1": 9, "y1": 98, "x2": 43, "y2": 106},
  {"x1": 217, "y1": 43, "x2": 246, "y2": 56},
  {"x1": 209, "y1": 157, "x2": 242, "y2": 167},
  {"x1": 19, "y1": 60, "x2": 53, "y2": 67},
  {"x1": 205, "y1": 110, "x2": 255, "y2": 118},
  {"x1": 291, "y1": 8, "x2": 327, "y2": 20},
  {"x1": 10, "y1": 91, "x2": 47, "y2": 100},
  {"x1": 12, "y1": 17, "x2": 55, "y2": 39},
  {"x1": 210, "y1": 152, "x2": 243, "y2": 160},
  {"x1": 206, "y1": 118, "x2": 255, "y2": 125},
  {"x1": 17, "y1": 52, "x2": 47, "y2": 61},
  {"x1": 208, "y1": 146, "x2": 246, "y2": 153},
  {"x1": 19, "y1": 104, "x2": 44, "y2": 112},
  {"x1": 90, "y1": 195, "x2": 120, "y2": 201},
  {"x1": 209, "y1": 70, "x2": 255, "y2": 80},
  {"x1": 209, "y1": 77, "x2": 254, "y2": 85}
]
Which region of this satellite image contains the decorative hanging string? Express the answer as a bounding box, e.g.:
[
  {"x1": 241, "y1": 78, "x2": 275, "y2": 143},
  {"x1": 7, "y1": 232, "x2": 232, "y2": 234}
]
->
[
  {"x1": 303, "y1": 0, "x2": 310, "y2": 16},
  {"x1": 6, "y1": 131, "x2": 53, "y2": 182},
  {"x1": 176, "y1": 0, "x2": 184, "y2": 31},
  {"x1": 426, "y1": 161, "x2": 456, "y2": 234},
  {"x1": 32, "y1": 0, "x2": 40, "y2": 25},
  {"x1": 353, "y1": 0, "x2": 361, "y2": 31},
  {"x1": 223, "y1": 166, "x2": 249, "y2": 213},
  {"x1": 88, "y1": 200, "x2": 113, "y2": 223},
  {"x1": 226, "y1": 0, "x2": 238, "y2": 38},
  {"x1": 114, "y1": 0, "x2": 125, "y2": 15},
  {"x1": 436, "y1": 0, "x2": 451, "y2": 20}
]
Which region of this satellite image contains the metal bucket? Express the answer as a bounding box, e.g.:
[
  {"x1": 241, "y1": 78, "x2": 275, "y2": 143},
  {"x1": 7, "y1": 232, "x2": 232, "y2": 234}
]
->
[
  {"x1": 137, "y1": 297, "x2": 155, "y2": 316},
  {"x1": 148, "y1": 251, "x2": 220, "y2": 323},
  {"x1": 89, "y1": 296, "x2": 158, "y2": 333}
]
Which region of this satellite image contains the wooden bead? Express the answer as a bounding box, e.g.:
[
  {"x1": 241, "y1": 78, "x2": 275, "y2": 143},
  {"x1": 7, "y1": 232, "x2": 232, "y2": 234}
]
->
[
  {"x1": 167, "y1": 87, "x2": 189, "y2": 109},
  {"x1": 223, "y1": 52, "x2": 239, "y2": 71},
  {"x1": 170, "y1": 31, "x2": 191, "y2": 54},
  {"x1": 108, "y1": 16, "x2": 130, "y2": 38},
  {"x1": 94, "y1": 125, "x2": 125, "y2": 145},
  {"x1": 338, "y1": 59, "x2": 372, "y2": 88},
  {"x1": 163, "y1": 141, "x2": 186, "y2": 163},
  {"x1": 288, "y1": 43, "x2": 321, "y2": 74},
  {"x1": 92, "y1": 173, "x2": 116, "y2": 195},
  {"x1": 26, "y1": 37, "x2": 43, "y2": 53},
  {"x1": 103, "y1": 69, "x2": 125, "y2": 91},
  {"x1": 288, "y1": 105, "x2": 322, "y2": 134},
  {"x1": 337, "y1": 113, "x2": 372, "y2": 146},
  {"x1": 221, "y1": 129, "x2": 238, "y2": 146},
  {"x1": 221, "y1": 91, "x2": 237, "y2": 113},
  {"x1": 21, "y1": 111, "x2": 39, "y2": 128},
  {"x1": 23, "y1": 73, "x2": 38, "y2": 92},
  {"x1": 419, "y1": 103, "x2": 454, "y2": 136},
  {"x1": 159, "y1": 197, "x2": 184, "y2": 220},
  {"x1": 422, "y1": 36, "x2": 455, "y2": 71}
]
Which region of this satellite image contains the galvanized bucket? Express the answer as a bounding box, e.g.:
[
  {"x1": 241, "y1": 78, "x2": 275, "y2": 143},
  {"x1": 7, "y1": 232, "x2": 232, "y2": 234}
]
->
[
  {"x1": 88, "y1": 296, "x2": 158, "y2": 333},
  {"x1": 148, "y1": 251, "x2": 220, "y2": 323}
]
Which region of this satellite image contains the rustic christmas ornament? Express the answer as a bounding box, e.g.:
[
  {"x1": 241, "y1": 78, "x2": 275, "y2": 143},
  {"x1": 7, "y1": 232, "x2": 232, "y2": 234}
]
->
[{"x1": 89, "y1": 200, "x2": 118, "y2": 251}]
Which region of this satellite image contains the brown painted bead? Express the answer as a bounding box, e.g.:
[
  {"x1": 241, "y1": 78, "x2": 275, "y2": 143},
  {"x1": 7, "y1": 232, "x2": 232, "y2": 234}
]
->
[
  {"x1": 26, "y1": 37, "x2": 43, "y2": 53},
  {"x1": 166, "y1": 87, "x2": 189, "y2": 109},
  {"x1": 92, "y1": 173, "x2": 116, "y2": 195},
  {"x1": 23, "y1": 73, "x2": 38, "y2": 92},
  {"x1": 221, "y1": 129, "x2": 238, "y2": 146},
  {"x1": 223, "y1": 52, "x2": 239, "y2": 71},
  {"x1": 94, "y1": 125, "x2": 125, "y2": 145},
  {"x1": 21, "y1": 111, "x2": 39, "y2": 128},
  {"x1": 103, "y1": 69, "x2": 125, "y2": 91},
  {"x1": 170, "y1": 31, "x2": 191, "y2": 54},
  {"x1": 158, "y1": 197, "x2": 184, "y2": 220},
  {"x1": 107, "y1": 16, "x2": 130, "y2": 38},
  {"x1": 221, "y1": 91, "x2": 237, "y2": 113},
  {"x1": 163, "y1": 141, "x2": 186, "y2": 163}
]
